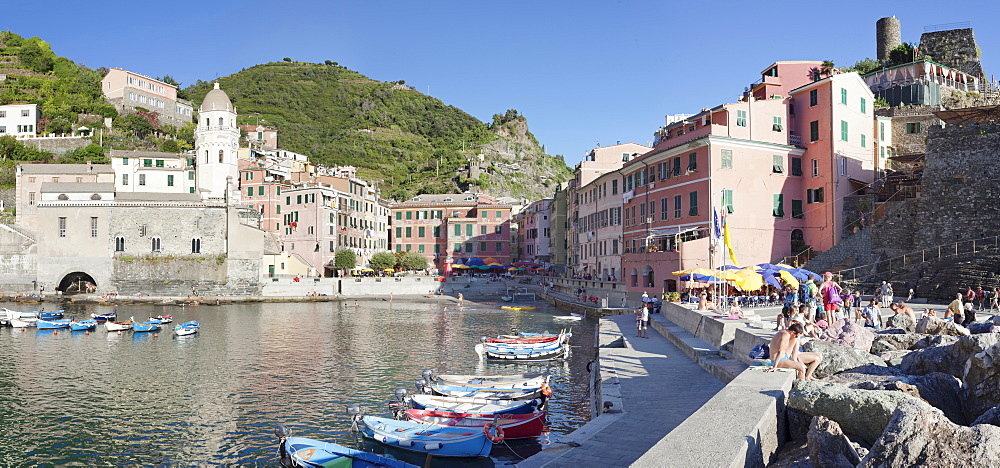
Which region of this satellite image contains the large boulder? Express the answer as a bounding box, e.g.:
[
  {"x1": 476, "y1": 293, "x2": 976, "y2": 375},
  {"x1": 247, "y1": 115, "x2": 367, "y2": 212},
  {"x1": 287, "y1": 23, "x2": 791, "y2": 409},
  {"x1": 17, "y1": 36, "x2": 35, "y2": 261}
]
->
[
  {"x1": 877, "y1": 350, "x2": 911, "y2": 367},
  {"x1": 822, "y1": 319, "x2": 876, "y2": 352},
  {"x1": 901, "y1": 334, "x2": 1000, "y2": 379},
  {"x1": 860, "y1": 401, "x2": 1000, "y2": 467},
  {"x1": 873, "y1": 332, "x2": 924, "y2": 351},
  {"x1": 963, "y1": 342, "x2": 1000, "y2": 421},
  {"x1": 974, "y1": 406, "x2": 1000, "y2": 426},
  {"x1": 884, "y1": 313, "x2": 915, "y2": 333},
  {"x1": 802, "y1": 340, "x2": 886, "y2": 379},
  {"x1": 822, "y1": 364, "x2": 907, "y2": 386},
  {"x1": 968, "y1": 322, "x2": 999, "y2": 334},
  {"x1": 915, "y1": 316, "x2": 969, "y2": 336},
  {"x1": 990, "y1": 315, "x2": 1000, "y2": 326},
  {"x1": 911, "y1": 334, "x2": 959, "y2": 349},
  {"x1": 853, "y1": 373, "x2": 966, "y2": 425},
  {"x1": 787, "y1": 380, "x2": 927, "y2": 444},
  {"x1": 807, "y1": 416, "x2": 862, "y2": 468}
]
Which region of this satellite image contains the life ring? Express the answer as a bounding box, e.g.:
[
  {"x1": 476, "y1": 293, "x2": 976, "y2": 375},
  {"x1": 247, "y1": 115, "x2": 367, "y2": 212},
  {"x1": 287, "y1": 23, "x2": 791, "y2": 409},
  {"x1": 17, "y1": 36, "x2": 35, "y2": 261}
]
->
[
  {"x1": 541, "y1": 382, "x2": 553, "y2": 397},
  {"x1": 483, "y1": 422, "x2": 505, "y2": 443}
]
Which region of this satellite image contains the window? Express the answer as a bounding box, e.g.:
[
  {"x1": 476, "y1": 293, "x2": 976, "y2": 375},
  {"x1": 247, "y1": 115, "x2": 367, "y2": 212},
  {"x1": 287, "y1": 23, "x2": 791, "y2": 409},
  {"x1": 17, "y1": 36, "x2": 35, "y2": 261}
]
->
[
  {"x1": 674, "y1": 195, "x2": 682, "y2": 218},
  {"x1": 880, "y1": 122, "x2": 886, "y2": 141},
  {"x1": 405, "y1": 211, "x2": 412, "y2": 220},
  {"x1": 861, "y1": 134, "x2": 867, "y2": 148},
  {"x1": 480, "y1": 241, "x2": 487, "y2": 251},
  {"x1": 672, "y1": 157, "x2": 681, "y2": 177},
  {"x1": 91, "y1": 217, "x2": 98, "y2": 238},
  {"x1": 143, "y1": 159, "x2": 152, "y2": 167},
  {"x1": 454, "y1": 243, "x2": 462, "y2": 252},
  {"x1": 612, "y1": 180, "x2": 618, "y2": 194},
  {"x1": 454, "y1": 224, "x2": 461, "y2": 236},
  {"x1": 480, "y1": 225, "x2": 487, "y2": 235},
  {"x1": 418, "y1": 227, "x2": 425, "y2": 238},
  {"x1": 122, "y1": 157, "x2": 129, "y2": 164},
  {"x1": 688, "y1": 191, "x2": 698, "y2": 216},
  {"x1": 721, "y1": 149, "x2": 733, "y2": 169},
  {"x1": 122, "y1": 174, "x2": 129, "y2": 185},
  {"x1": 840, "y1": 120, "x2": 848, "y2": 142},
  {"x1": 419, "y1": 244, "x2": 425, "y2": 253},
  {"x1": 812, "y1": 159, "x2": 819, "y2": 177},
  {"x1": 395, "y1": 227, "x2": 402, "y2": 238},
  {"x1": 155, "y1": 160, "x2": 164, "y2": 168},
  {"x1": 218, "y1": 150, "x2": 224, "y2": 163},
  {"x1": 772, "y1": 155, "x2": 784, "y2": 174},
  {"x1": 405, "y1": 227, "x2": 412, "y2": 238},
  {"x1": 434, "y1": 244, "x2": 440, "y2": 254},
  {"x1": 809, "y1": 89, "x2": 818, "y2": 107},
  {"x1": 860, "y1": 97, "x2": 867, "y2": 114},
  {"x1": 396, "y1": 244, "x2": 402, "y2": 252},
  {"x1": 840, "y1": 88, "x2": 847, "y2": 105},
  {"x1": 773, "y1": 194, "x2": 784, "y2": 217},
  {"x1": 810, "y1": 121, "x2": 819, "y2": 142},
  {"x1": 188, "y1": 171, "x2": 195, "y2": 180},
  {"x1": 151, "y1": 237, "x2": 161, "y2": 252},
  {"x1": 191, "y1": 238, "x2": 201, "y2": 253},
  {"x1": 481, "y1": 211, "x2": 487, "y2": 218},
  {"x1": 405, "y1": 244, "x2": 411, "y2": 252},
  {"x1": 245, "y1": 172, "x2": 253, "y2": 181},
  {"x1": 495, "y1": 225, "x2": 502, "y2": 234},
  {"x1": 21, "y1": 109, "x2": 29, "y2": 117},
  {"x1": 115, "y1": 236, "x2": 125, "y2": 252},
  {"x1": 496, "y1": 242, "x2": 503, "y2": 251},
  {"x1": 792, "y1": 200, "x2": 803, "y2": 218},
  {"x1": 139, "y1": 174, "x2": 146, "y2": 186},
  {"x1": 434, "y1": 226, "x2": 440, "y2": 237},
  {"x1": 496, "y1": 210, "x2": 502, "y2": 218},
  {"x1": 465, "y1": 242, "x2": 473, "y2": 252},
  {"x1": 906, "y1": 122, "x2": 922, "y2": 134},
  {"x1": 772, "y1": 116, "x2": 783, "y2": 132},
  {"x1": 687, "y1": 153, "x2": 697, "y2": 172},
  {"x1": 395, "y1": 212, "x2": 402, "y2": 220},
  {"x1": 839, "y1": 157, "x2": 847, "y2": 176},
  {"x1": 807, "y1": 187, "x2": 825, "y2": 203},
  {"x1": 258, "y1": 186, "x2": 264, "y2": 196},
  {"x1": 736, "y1": 110, "x2": 747, "y2": 127},
  {"x1": 791, "y1": 157, "x2": 803, "y2": 176},
  {"x1": 723, "y1": 189, "x2": 734, "y2": 213},
  {"x1": 466, "y1": 224, "x2": 473, "y2": 236},
  {"x1": 167, "y1": 175, "x2": 174, "y2": 187}
]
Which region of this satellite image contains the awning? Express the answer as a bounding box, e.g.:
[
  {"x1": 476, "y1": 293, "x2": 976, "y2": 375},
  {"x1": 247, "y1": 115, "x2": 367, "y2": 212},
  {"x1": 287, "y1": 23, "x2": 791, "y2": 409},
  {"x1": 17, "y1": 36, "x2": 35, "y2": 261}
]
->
[{"x1": 647, "y1": 226, "x2": 700, "y2": 239}]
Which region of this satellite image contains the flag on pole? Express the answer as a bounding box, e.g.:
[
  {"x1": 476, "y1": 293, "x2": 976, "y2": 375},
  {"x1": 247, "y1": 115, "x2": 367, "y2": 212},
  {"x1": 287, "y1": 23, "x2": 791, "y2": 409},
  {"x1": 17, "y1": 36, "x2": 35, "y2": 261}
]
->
[
  {"x1": 722, "y1": 211, "x2": 739, "y2": 266},
  {"x1": 713, "y1": 209, "x2": 722, "y2": 243}
]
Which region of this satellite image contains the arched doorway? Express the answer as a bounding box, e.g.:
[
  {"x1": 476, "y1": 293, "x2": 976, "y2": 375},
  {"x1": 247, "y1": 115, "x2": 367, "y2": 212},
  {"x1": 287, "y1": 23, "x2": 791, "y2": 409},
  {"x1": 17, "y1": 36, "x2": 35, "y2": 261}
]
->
[
  {"x1": 791, "y1": 229, "x2": 805, "y2": 255},
  {"x1": 643, "y1": 265, "x2": 655, "y2": 288},
  {"x1": 630, "y1": 268, "x2": 638, "y2": 288},
  {"x1": 58, "y1": 272, "x2": 97, "y2": 294}
]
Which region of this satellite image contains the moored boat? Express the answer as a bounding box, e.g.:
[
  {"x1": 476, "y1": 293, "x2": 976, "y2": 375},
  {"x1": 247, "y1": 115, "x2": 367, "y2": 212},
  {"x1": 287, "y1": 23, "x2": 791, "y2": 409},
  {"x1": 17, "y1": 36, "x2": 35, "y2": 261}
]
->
[
  {"x1": 91, "y1": 312, "x2": 116, "y2": 322},
  {"x1": 105, "y1": 317, "x2": 134, "y2": 332},
  {"x1": 404, "y1": 409, "x2": 547, "y2": 440},
  {"x1": 407, "y1": 394, "x2": 544, "y2": 415},
  {"x1": 173, "y1": 321, "x2": 199, "y2": 336},
  {"x1": 426, "y1": 383, "x2": 548, "y2": 400},
  {"x1": 275, "y1": 426, "x2": 417, "y2": 468},
  {"x1": 133, "y1": 319, "x2": 162, "y2": 333},
  {"x1": 38, "y1": 310, "x2": 65, "y2": 320},
  {"x1": 9, "y1": 317, "x2": 33, "y2": 328},
  {"x1": 425, "y1": 370, "x2": 549, "y2": 389},
  {"x1": 153, "y1": 315, "x2": 173, "y2": 323},
  {"x1": 355, "y1": 414, "x2": 496, "y2": 458},
  {"x1": 36, "y1": 318, "x2": 72, "y2": 329},
  {"x1": 69, "y1": 319, "x2": 98, "y2": 331}
]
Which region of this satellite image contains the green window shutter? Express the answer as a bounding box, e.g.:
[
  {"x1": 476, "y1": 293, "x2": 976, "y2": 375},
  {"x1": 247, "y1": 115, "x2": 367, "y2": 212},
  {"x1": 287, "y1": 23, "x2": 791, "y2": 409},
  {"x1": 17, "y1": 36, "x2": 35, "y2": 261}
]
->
[
  {"x1": 773, "y1": 194, "x2": 785, "y2": 217},
  {"x1": 773, "y1": 155, "x2": 784, "y2": 173},
  {"x1": 480, "y1": 225, "x2": 487, "y2": 235},
  {"x1": 395, "y1": 212, "x2": 401, "y2": 220},
  {"x1": 841, "y1": 88, "x2": 847, "y2": 105},
  {"x1": 189, "y1": 187, "x2": 195, "y2": 193},
  {"x1": 480, "y1": 242, "x2": 487, "y2": 251},
  {"x1": 792, "y1": 199, "x2": 803, "y2": 218},
  {"x1": 496, "y1": 242, "x2": 502, "y2": 251},
  {"x1": 296, "y1": 195, "x2": 302, "y2": 204},
  {"x1": 466, "y1": 224, "x2": 473, "y2": 236},
  {"x1": 258, "y1": 186, "x2": 264, "y2": 196},
  {"x1": 454, "y1": 243, "x2": 461, "y2": 252},
  {"x1": 405, "y1": 227, "x2": 412, "y2": 237},
  {"x1": 454, "y1": 224, "x2": 461, "y2": 236},
  {"x1": 860, "y1": 98, "x2": 867, "y2": 114},
  {"x1": 723, "y1": 189, "x2": 734, "y2": 213},
  {"x1": 721, "y1": 149, "x2": 733, "y2": 169},
  {"x1": 188, "y1": 171, "x2": 194, "y2": 180},
  {"x1": 395, "y1": 227, "x2": 402, "y2": 238},
  {"x1": 736, "y1": 110, "x2": 747, "y2": 127},
  {"x1": 688, "y1": 191, "x2": 698, "y2": 216},
  {"x1": 247, "y1": 187, "x2": 253, "y2": 196},
  {"x1": 791, "y1": 157, "x2": 803, "y2": 176},
  {"x1": 434, "y1": 244, "x2": 440, "y2": 254},
  {"x1": 861, "y1": 134, "x2": 867, "y2": 148},
  {"x1": 276, "y1": 205, "x2": 280, "y2": 214},
  {"x1": 810, "y1": 121, "x2": 819, "y2": 141},
  {"x1": 880, "y1": 122, "x2": 885, "y2": 141},
  {"x1": 419, "y1": 244, "x2": 425, "y2": 253},
  {"x1": 396, "y1": 244, "x2": 402, "y2": 252},
  {"x1": 841, "y1": 120, "x2": 848, "y2": 141},
  {"x1": 406, "y1": 211, "x2": 412, "y2": 220},
  {"x1": 809, "y1": 90, "x2": 818, "y2": 106},
  {"x1": 772, "y1": 116, "x2": 782, "y2": 132},
  {"x1": 434, "y1": 226, "x2": 440, "y2": 237},
  {"x1": 481, "y1": 211, "x2": 487, "y2": 218},
  {"x1": 418, "y1": 227, "x2": 425, "y2": 238}
]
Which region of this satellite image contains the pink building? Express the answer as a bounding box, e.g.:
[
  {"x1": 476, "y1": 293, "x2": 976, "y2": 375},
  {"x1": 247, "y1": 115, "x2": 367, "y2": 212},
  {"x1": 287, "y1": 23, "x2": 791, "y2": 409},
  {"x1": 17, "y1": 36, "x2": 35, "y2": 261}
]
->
[
  {"x1": 101, "y1": 68, "x2": 193, "y2": 127},
  {"x1": 390, "y1": 194, "x2": 512, "y2": 273},
  {"x1": 515, "y1": 198, "x2": 552, "y2": 265},
  {"x1": 621, "y1": 65, "x2": 875, "y2": 294},
  {"x1": 239, "y1": 124, "x2": 278, "y2": 150}
]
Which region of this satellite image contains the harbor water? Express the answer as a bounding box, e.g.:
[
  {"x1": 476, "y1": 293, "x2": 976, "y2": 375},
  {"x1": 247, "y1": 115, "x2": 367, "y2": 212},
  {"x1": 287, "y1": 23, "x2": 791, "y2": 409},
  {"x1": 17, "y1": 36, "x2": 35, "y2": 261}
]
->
[{"x1": 0, "y1": 299, "x2": 595, "y2": 466}]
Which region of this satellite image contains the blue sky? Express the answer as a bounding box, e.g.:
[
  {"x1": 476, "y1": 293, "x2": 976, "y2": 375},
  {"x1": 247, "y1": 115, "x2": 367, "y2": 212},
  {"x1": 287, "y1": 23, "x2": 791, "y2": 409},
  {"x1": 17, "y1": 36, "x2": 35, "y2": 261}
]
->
[{"x1": 7, "y1": 1, "x2": 995, "y2": 166}]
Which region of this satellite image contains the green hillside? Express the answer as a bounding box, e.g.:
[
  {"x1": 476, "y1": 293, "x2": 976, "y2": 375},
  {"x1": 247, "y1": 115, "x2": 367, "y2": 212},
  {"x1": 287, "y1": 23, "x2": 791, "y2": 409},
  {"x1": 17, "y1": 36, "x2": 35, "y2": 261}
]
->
[{"x1": 184, "y1": 61, "x2": 571, "y2": 200}]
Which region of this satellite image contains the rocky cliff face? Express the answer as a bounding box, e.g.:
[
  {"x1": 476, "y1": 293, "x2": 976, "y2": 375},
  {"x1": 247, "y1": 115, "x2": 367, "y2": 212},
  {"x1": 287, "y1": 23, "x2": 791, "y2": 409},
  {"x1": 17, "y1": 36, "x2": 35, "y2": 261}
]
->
[{"x1": 919, "y1": 28, "x2": 986, "y2": 78}]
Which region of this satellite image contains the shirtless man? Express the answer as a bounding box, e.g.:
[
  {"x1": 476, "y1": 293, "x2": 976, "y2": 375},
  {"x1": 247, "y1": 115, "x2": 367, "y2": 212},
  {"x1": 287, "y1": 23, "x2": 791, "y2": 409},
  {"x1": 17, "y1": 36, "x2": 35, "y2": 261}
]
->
[
  {"x1": 765, "y1": 323, "x2": 822, "y2": 380},
  {"x1": 891, "y1": 301, "x2": 917, "y2": 322}
]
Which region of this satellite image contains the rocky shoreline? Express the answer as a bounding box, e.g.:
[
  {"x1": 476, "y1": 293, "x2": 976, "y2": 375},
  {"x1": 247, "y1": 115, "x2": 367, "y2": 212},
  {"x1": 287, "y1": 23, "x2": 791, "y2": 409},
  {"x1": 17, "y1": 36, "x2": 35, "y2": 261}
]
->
[{"x1": 770, "y1": 314, "x2": 1000, "y2": 466}]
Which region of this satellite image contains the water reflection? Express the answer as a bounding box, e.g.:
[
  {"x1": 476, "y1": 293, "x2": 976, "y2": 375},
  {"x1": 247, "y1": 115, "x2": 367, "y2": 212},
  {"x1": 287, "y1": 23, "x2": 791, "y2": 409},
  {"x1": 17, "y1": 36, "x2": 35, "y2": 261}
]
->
[{"x1": 0, "y1": 299, "x2": 595, "y2": 465}]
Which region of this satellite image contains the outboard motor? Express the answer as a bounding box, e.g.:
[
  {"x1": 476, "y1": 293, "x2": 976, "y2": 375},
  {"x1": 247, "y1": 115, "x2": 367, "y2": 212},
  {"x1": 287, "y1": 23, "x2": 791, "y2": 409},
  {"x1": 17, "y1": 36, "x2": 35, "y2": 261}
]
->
[
  {"x1": 421, "y1": 369, "x2": 435, "y2": 384},
  {"x1": 480, "y1": 336, "x2": 488, "y2": 343},
  {"x1": 275, "y1": 425, "x2": 293, "y2": 467},
  {"x1": 415, "y1": 378, "x2": 430, "y2": 395},
  {"x1": 346, "y1": 404, "x2": 363, "y2": 432}
]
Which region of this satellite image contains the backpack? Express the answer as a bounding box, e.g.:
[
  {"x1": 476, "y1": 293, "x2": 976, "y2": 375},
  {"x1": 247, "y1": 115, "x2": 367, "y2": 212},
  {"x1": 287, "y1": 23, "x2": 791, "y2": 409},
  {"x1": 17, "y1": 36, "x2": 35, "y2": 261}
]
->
[{"x1": 749, "y1": 343, "x2": 770, "y2": 360}]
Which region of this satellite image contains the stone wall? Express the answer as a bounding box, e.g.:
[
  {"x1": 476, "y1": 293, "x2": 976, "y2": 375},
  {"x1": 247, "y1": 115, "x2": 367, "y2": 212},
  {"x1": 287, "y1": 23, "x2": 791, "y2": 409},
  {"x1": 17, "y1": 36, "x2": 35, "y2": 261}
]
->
[
  {"x1": 919, "y1": 28, "x2": 985, "y2": 78},
  {"x1": 19, "y1": 136, "x2": 91, "y2": 155},
  {"x1": 917, "y1": 122, "x2": 1000, "y2": 248},
  {"x1": 875, "y1": 105, "x2": 941, "y2": 156},
  {"x1": 871, "y1": 198, "x2": 921, "y2": 258}
]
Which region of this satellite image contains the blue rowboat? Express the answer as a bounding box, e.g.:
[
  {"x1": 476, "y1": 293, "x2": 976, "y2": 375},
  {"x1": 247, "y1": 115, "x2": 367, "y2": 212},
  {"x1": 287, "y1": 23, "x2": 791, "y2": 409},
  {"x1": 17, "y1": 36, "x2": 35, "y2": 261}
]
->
[
  {"x1": 275, "y1": 426, "x2": 417, "y2": 468},
  {"x1": 409, "y1": 394, "x2": 543, "y2": 415},
  {"x1": 91, "y1": 312, "x2": 116, "y2": 322},
  {"x1": 429, "y1": 383, "x2": 544, "y2": 400},
  {"x1": 69, "y1": 319, "x2": 98, "y2": 331},
  {"x1": 477, "y1": 342, "x2": 569, "y2": 361},
  {"x1": 36, "y1": 318, "x2": 71, "y2": 329},
  {"x1": 39, "y1": 310, "x2": 64, "y2": 320},
  {"x1": 173, "y1": 321, "x2": 199, "y2": 336},
  {"x1": 358, "y1": 415, "x2": 494, "y2": 458},
  {"x1": 133, "y1": 319, "x2": 162, "y2": 333}
]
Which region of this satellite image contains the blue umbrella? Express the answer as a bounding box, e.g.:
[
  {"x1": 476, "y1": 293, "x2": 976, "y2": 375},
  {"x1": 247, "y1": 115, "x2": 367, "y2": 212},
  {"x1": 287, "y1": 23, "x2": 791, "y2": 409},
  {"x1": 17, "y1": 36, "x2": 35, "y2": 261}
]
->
[
  {"x1": 784, "y1": 269, "x2": 810, "y2": 282},
  {"x1": 718, "y1": 265, "x2": 744, "y2": 270},
  {"x1": 761, "y1": 271, "x2": 783, "y2": 289},
  {"x1": 793, "y1": 268, "x2": 821, "y2": 280},
  {"x1": 680, "y1": 273, "x2": 726, "y2": 283}
]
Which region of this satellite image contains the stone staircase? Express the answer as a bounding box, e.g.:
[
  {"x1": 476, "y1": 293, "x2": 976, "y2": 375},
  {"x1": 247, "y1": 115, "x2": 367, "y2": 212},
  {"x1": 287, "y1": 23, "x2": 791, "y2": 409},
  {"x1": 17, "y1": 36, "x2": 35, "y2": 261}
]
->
[{"x1": 803, "y1": 227, "x2": 877, "y2": 273}]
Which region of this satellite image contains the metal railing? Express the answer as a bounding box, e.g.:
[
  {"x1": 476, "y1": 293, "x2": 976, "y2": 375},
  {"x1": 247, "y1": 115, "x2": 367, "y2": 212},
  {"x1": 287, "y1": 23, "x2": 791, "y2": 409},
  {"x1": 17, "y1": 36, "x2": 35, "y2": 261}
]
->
[{"x1": 838, "y1": 235, "x2": 1000, "y2": 281}]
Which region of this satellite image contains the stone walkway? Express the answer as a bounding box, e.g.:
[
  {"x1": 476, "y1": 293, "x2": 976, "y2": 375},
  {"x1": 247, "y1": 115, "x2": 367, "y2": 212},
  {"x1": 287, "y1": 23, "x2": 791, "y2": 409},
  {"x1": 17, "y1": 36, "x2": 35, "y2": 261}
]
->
[{"x1": 519, "y1": 313, "x2": 726, "y2": 467}]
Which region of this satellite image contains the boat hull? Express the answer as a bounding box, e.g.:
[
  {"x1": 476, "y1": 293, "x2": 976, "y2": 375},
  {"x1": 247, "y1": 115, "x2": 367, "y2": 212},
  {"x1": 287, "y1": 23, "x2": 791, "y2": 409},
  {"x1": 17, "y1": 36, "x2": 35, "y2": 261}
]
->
[
  {"x1": 429, "y1": 383, "x2": 544, "y2": 400},
  {"x1": 69, "y1": 319, "x2": 98, "y2": 331},
  {"x1": 477, "y1": 343, "x2": 569, "y2": 361},
  {"x1": 433, "y1": 373, "x2": 547, "y2": 389},
  {"x1": 91, "y1": 313, "x2": 116, "y2": 322},
  {"x1": 404, "y1": 409, "x2": 546, "y2": 440},
  {"x1": 409, "y1": 394, "x2": 543, "y2": 415},
  {"x1": 133, "y1": 321, "x2": 162, "y2": 333},
  {"x1": 105, "y1": 320, "x2": 133, "y2": 332},
  {"x1": 359, "y1": 415, "x2": 493, "y2": 458},
  {"x1": 36, "y1": 319, "x2": 71, "y2": 329},
  {"x1": 280, "y1": 436, "x2": 417, "y2": 468},
  {"x1": 174, "y1": 321, "x2": 199, "y2": 336}
]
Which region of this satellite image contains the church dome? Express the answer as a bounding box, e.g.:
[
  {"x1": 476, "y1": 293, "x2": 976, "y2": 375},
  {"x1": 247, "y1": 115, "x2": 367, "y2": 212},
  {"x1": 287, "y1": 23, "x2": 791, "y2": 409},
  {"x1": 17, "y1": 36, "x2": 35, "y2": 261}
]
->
[{"x1": 200, "y1": 82, "x2": 234, "y2": 113}]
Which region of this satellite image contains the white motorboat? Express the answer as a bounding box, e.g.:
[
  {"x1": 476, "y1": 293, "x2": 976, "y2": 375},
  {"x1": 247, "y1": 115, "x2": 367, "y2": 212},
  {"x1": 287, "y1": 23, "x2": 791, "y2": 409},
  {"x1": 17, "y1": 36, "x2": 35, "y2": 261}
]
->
[{"x1": 105, "y1": 317, "x2": 134, "y2": 332}]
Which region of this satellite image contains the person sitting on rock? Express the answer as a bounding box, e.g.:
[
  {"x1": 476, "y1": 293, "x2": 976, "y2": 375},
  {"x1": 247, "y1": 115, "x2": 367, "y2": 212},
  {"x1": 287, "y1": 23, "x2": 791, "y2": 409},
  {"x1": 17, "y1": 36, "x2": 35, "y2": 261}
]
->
[
  {"x1": 962, "y1": 302, "x2": 977, "y2": 327},
  {"x1": 862, "y1": 298, "x2": 882, "y2": 329},
  {"x1": 727, "y1": 299, "x2": 745, "y2": 320},
  {"x1": 765, "y1": 322, "x2": 822, "y2": 380},
  {"x1": 890, "y1": 301, "x2": 916, "y2": 322}
]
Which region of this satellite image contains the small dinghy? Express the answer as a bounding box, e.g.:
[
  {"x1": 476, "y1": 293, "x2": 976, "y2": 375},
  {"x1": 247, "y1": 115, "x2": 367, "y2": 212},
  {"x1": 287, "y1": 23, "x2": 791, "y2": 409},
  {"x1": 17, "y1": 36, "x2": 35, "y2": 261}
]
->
[
  {"x1": 153, "y1": 315, "x2": 173, "y2": 323},
  {"x1": 38, "y1": 310, "x2": 65, "y2": 320},
  {"x1": 404, "y1": 409, "x2": 547, "y2": 440},
  {"x1": 275, "y1": 425, "x2": 417, "y2": 468},
  {"x1": 133, "y1": 319, "x2": 162, "y2": 333},
  {"x1": 173, "y1": 321, "x2": 199, "y2": 336},
  {"x1": 91, "y1": 312, "x2": 116, "y2": 322},
  {"x1": 105, "y1": 317, "x2": 135, "y2": 332},
  {"x1": 423, "y1": 370, "x2": 549, "y2": 389},
  {"x1": 9, "y1": 317, "x2": 34, "y2": 328},
  {"x1": 69, "y1": 319, "x2": 98, "y2": 331},
  {"x1": 426, "y1": 383, "x2": 549, "y2": 400},
  {"x1": 36, "y1": 318, "x2": 71, "y2": 329},
  {"x1": 407, "y1": 393, "x2": 544, "y2": 415},
  {"x1": 350, "y1": 407, "x2": 496, "y2": 458}
]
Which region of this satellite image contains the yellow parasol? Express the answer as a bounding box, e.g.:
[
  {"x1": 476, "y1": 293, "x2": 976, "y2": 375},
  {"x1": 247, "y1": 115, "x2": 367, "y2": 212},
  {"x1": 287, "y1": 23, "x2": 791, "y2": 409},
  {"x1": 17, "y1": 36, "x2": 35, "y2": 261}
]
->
[
  {"x1": 671, "y1": 267, "x2": 723, "y2": 277},
  {"x1": 778, "y1": 270, "x2": 799, "y2": 290},
  {"x1": 724, "y1": 268, "x2": 764, "y2": 291}
]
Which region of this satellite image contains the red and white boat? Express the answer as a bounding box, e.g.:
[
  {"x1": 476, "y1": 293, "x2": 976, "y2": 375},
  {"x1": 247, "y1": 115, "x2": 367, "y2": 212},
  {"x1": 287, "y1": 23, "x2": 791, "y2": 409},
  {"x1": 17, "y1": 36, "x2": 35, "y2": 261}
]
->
[{"x1": 404, "y1": 409, "x2": 546, "y2": 440}]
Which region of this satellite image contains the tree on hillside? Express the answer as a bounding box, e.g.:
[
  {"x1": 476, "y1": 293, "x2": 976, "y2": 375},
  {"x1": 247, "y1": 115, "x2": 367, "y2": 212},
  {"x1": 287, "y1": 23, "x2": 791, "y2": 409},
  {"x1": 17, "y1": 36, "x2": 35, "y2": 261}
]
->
[
  {"x1": 369, "y1": 252, "x2": 397, "y2": 271},
  {"x1": 334, "y1": 249, "x2": 357, "y2": 270},
  {"x1": 63, "y1": 144, "x2": 107, "y2": 164},
  {"x1": 844, "y1": 58, "x2": 882, "y2": 75},
  {"x1": 18, "y1": 39, "x2": 54, "y2": 73}
]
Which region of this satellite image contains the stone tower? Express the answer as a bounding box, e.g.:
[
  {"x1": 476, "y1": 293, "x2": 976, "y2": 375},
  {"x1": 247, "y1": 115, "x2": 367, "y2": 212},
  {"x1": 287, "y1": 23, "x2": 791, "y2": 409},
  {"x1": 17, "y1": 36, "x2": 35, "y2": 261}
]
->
[
  {"x1": 877, "y1": 16, "x2": 902, "y2": 61},
  {"x1": 919, "y1": 27, "x2": 985, "y2": 78},
  {"x1": 195, "y1": 83, "x2": 240, "y2": 201}
]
